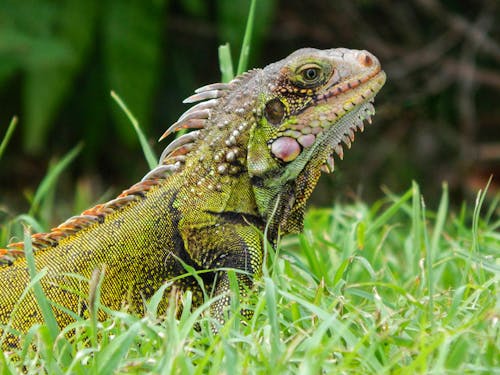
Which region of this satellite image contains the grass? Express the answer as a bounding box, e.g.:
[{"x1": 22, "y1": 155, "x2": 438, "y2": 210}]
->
[
  {"x1": 0, "y1": 181, "x2": 498, "y2": 374},
  {"x1": 0, "y1": 117, "x2": 18, "y2": 162}
]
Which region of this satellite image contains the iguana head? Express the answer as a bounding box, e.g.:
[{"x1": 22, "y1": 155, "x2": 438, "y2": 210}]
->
[{"x1": 246, "y1": 48, "x2": 386, "y2": 233}]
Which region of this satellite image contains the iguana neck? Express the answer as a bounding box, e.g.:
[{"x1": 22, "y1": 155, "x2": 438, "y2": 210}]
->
[{"x1": 169, "y1": 67, "x2": 312, "y2": 239}]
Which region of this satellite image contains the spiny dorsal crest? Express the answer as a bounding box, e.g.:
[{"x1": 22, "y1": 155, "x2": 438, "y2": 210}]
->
[{"x1": 157, "y1": 69, "x2": 260, "y2": 168}]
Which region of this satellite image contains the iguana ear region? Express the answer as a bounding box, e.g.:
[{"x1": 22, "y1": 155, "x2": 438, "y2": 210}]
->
[{"x1": 264, "y1": 98, "x2": 286, "y2": 125}]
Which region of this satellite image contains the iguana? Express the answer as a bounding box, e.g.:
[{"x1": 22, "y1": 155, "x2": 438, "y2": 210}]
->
[{"x1": 0, "y1": 48, "x2": 385, "y2": 346}]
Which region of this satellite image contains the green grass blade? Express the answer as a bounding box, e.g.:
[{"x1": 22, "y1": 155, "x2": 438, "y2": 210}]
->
[
  {"x1": 0, "y1": 349, "x2": 16, "y2": 374},
  {"x1": 472, "y1": 178, "x2": 490, "y2": 253},
  {"x1": 96, "y1": 321, "x2": 140, "y2": 373},
  {"x1": 453, "y1": 249, "x2": 500, "y2": 273},
  {"x1": 23, "y1": 227, "x2": 59, "y2": 342},
  {"x1": 365, "y1": 187, "x2": 413, "y2": 237},
  {"x1": 299, "y1": 233, "x2": 323, "y2": 282},
  {"x1": 14, "y1": 214, "x2": 45, "y2": 234},
  {"x1": 465, "y1": 177, "x2": 492, "y2": 284},
  {"x1": 88, "y1": 266, "x2": 106, "y2": 349},
  {"x1": 0, "y1": 116, "x2": 18, "y2": 162},
  {"x1": 146, "y1": 282, "x2": 173, "y2": 320},
  {"x1": 411, "y1": 181, "x2": 422, "y2": 277},
  {"x1": 29, "y1": 142, "x2": 83, "y2": 217},
  {"x1": 431, "y1": 182, "x2": 449, "y2": 255},
  {"x1": 420, "y1": 196, "x2": 434, "y2": 326},
  {"x1": 264, "y1": 276, "x2": 281, "y2": 362},
  {"x1": 218, "y1": 43, "x2": 234, "y2": 83},
  {"x1": 110, "y1": 91, "x2": 157, "y2": 169},
  {"x1": 236, "y1": 0, "x2": 256, "y2": 75}
]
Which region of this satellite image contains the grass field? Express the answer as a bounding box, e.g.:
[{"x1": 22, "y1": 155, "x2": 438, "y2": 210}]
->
[{"x1": 1, "y1": 177, "x2": 498, "y2": 374}]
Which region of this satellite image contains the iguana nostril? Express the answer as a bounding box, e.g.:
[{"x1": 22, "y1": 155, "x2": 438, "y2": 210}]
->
[{"x1": 358, "y1": 52, "x2": 373, "y2": 67}]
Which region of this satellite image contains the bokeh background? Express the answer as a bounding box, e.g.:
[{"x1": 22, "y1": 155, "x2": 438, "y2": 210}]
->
[{"x1": 0, "y1": 0, "x2": 498, "y2": 222}]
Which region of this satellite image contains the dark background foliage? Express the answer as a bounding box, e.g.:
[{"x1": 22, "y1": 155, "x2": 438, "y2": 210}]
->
[{"x1": 0, "y1": 0, "x2": 498, "y2": 220}]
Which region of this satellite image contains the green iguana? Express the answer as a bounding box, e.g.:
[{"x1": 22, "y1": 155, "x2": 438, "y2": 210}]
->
[{"x1": 0, "y1": 48, "x2": 385, "y2": 346}]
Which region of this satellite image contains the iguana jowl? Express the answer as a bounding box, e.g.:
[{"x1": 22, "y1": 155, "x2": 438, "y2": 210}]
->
[{"x1": 0, "y1": 48, "x2": 385, "y2": 343}]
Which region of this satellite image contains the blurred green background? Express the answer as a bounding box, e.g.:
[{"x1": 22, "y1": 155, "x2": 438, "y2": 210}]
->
[{"x1": 0, "y1": 0, "x2": 498, "y2": 223}]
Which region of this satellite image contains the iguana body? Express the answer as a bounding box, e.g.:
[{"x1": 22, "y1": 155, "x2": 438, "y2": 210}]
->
[{"x1": 0, "y1": 48, "x2": 385, "y2": 346}]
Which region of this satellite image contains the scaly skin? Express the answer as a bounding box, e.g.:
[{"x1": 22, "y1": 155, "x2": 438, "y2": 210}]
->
[{"x1": 0, "y1": 48, "x2": 385, "y2": 346}]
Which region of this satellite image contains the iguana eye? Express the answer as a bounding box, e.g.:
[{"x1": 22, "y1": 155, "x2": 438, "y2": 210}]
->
[
  {"x1": 303, "y1": 67, "x2": 319, "y2": 81},
  {"x1": 295, "y1": 63, "x2": 325, "y2": 87},
  {"x1": 300, "y1": 64, "x2": 322, "y2": 82},
  {"x1": 264, "y1": 98, "x2": 286, "y2": 125}
]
